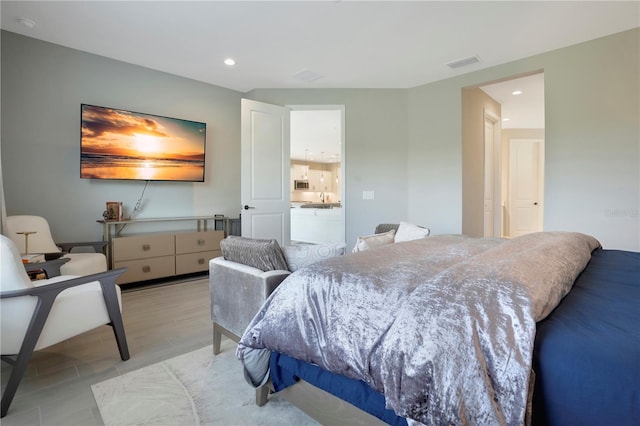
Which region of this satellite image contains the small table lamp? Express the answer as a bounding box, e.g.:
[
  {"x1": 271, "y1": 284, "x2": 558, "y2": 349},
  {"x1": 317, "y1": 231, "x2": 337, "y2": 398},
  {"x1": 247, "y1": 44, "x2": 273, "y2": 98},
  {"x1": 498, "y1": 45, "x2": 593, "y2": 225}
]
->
[{"x1": 16, "y1": 231, "x2": 37, "y2": 255}]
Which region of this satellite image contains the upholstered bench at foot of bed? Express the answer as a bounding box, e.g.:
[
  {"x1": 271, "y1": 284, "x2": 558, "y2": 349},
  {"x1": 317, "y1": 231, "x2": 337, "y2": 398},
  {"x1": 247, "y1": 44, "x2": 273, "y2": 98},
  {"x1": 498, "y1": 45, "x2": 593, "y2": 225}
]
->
[
  {"x1": 209, "y1": 257, "x2": 290, "y2": 354},
  {"x1": 209, "y1": 239, "x2": 346, "y2": 354},
  {"x1": 209, "y1": 238, "x2": 347, "y2": 407}
]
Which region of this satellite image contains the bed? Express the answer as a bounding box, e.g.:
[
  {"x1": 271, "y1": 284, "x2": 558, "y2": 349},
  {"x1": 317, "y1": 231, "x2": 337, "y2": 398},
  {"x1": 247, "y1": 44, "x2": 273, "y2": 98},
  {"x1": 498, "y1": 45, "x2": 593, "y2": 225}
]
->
[{"x1": 236, "y1": 232, "x2": 640, "y2": 425}]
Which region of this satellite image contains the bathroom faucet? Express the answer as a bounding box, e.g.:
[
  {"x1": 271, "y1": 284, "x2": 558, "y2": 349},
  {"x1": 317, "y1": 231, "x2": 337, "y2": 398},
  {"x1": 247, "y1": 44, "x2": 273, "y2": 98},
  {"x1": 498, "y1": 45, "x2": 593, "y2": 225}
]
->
[{"x1": 320, "y1": 192, "x2": 325, "y2": 203}]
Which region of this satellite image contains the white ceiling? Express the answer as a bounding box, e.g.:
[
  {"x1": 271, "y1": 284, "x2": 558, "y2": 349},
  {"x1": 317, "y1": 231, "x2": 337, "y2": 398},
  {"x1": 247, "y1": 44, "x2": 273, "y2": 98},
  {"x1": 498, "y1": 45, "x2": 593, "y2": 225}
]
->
[
  {"x1": 291, "y1": 110, "x2": 342, "y2": 163},
  {"x1": 1, "y1": 1, "x2": 638, "y2": 93},
  {"x1": 481, "y1": 73, "x2": 545, "y2": 129}
]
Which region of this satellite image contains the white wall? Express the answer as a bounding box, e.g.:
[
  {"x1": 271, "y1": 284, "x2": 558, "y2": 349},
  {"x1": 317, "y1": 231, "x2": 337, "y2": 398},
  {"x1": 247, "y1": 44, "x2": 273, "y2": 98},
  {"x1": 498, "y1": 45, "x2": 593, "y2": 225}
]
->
[
  {"x1": 1, "y1": 31, "x2": 242, "y2": 242},
  {"x1": 408, "y1": 28, "x2": 639, "y2": 250}
]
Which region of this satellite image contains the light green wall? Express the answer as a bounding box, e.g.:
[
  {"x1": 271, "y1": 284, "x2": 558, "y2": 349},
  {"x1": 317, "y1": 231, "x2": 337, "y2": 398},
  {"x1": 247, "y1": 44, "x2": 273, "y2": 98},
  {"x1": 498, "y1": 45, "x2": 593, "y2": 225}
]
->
[
  {"x1": 246, "y1": 89, "x2": 408, "y2": 248},
  {"x1": 2, "y1": 28, "x2": 638, "y2": 250},
  {"x1": 408, "y1": 28, "x2": 639, "y2": 250},
  {"x1": 1, "y1": 31, "x2": 243, "y2": 242}
]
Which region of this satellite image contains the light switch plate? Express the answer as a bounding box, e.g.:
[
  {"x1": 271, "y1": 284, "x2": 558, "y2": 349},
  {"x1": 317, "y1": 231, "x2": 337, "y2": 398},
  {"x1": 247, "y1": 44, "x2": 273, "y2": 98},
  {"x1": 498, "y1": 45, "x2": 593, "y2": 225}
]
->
[{"x1": 362, "y1": 191, "x2": 375, "y2": 200}]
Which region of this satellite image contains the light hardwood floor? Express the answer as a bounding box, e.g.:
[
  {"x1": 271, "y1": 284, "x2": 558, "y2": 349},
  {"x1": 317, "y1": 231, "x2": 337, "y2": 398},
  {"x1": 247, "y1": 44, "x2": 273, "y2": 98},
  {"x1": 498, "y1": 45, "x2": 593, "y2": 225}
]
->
[{"x1": 1, "y1": 276, "x2": 215, "y2": 426}]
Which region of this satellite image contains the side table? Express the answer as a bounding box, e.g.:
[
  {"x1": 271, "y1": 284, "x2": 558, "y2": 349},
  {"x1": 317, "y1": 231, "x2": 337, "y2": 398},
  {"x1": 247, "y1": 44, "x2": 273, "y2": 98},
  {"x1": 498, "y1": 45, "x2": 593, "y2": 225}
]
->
[{"x1": 24, "y1": 257, "x2": 71, "y2": 279}]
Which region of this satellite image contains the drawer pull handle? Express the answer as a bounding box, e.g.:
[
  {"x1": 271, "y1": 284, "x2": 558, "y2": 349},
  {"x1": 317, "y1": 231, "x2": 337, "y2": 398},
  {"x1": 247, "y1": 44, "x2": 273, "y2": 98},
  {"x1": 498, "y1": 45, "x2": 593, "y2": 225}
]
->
[
  {"x1": 198, "y1": 239, "x2": 205, "y2": 245},
  {"x1": 142, "y1": 265, "x2": 151, "y2": 273},
  {"x1": 198, "y1": 258, "x2": 205, "y2": 265},
  {"x1": 142, "y1": 244, "x2": 151, "y2": 251}
]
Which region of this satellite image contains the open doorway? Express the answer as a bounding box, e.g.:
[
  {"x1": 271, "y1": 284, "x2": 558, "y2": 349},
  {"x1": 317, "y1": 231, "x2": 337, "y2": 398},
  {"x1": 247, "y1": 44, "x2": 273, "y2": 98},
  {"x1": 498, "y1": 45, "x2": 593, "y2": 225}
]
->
[
  {"x1": 288, "y1": 106, "x2": 345, "y2": 244},
  {"x1": 462, "y1": 72, "x2": 545, "y2": 238}
]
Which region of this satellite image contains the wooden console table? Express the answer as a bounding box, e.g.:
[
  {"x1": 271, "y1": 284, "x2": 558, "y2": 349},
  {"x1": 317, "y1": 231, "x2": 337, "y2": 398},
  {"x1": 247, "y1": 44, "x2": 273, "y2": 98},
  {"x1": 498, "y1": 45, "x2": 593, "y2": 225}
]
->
[{"x1": 97, "y1": 216, "x2": 232, "y2": 284}]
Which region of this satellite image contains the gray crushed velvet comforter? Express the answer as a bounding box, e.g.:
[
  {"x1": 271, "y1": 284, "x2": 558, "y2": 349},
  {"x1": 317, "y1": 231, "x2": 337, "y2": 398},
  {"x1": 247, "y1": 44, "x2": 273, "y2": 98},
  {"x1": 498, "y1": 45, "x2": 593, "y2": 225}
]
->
[{"x1": 237, "y1": 232, "x2": 600, "y2": 425}]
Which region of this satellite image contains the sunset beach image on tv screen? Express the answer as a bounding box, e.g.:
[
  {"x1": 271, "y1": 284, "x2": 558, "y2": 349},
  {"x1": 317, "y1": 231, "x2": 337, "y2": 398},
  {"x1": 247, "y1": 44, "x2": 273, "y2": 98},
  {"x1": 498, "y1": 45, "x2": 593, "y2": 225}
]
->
[{"x1": 80, "y1": 104, "x2": 206, "y2": 181}]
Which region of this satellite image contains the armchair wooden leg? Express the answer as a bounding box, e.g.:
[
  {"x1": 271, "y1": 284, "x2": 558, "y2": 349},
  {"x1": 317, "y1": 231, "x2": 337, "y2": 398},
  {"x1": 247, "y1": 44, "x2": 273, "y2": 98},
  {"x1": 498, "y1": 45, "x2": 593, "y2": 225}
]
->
[
  {"x1": 100, "y1": 280, "x2": 130, "y2": 361},
  {"x1": 108, "y1": 320, "x2": 130, "y2": 361},
  {"x1": 2, "y1": 296, "x2": 56, "y2": 418},
  {"x1": 1, "y1": 353, "x2": 32, "y2": 418}
]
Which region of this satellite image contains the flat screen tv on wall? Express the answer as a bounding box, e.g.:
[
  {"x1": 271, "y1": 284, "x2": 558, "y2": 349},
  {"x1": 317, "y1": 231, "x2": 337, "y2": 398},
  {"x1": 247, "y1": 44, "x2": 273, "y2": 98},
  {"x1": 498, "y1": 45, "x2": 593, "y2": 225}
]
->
[{"x1": 80, "y1": 104, "x2": 206, "y2": 182}]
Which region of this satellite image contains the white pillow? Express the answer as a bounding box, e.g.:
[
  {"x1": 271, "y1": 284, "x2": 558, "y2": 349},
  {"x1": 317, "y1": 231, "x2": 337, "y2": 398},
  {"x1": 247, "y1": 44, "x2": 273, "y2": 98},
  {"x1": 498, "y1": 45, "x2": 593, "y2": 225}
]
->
[
  {"x1": 352, "y1": 229, "x2": 396, "y2": 253},
  {"x1": 394, "y1": 222, "x2": 430, "y2": 243}
]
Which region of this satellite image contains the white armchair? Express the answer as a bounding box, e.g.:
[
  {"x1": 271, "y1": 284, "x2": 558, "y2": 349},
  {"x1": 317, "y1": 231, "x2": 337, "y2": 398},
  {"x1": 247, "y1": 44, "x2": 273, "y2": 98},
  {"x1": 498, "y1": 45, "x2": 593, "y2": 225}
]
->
[
  {"x1": 5, "y1": 215, "x2": 107, "y2": 276},
  {"x1": 0, "y1": 235, "x2": 129, "y2": 418}
]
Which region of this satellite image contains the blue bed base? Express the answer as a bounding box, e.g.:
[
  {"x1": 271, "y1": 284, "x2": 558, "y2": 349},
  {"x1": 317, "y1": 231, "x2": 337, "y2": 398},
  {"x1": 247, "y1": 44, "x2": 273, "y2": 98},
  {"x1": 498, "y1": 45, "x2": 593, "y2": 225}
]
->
[
  {"x1": 532, "y1": 249, "x2": 640, "y2": 425},
  {"x1": 270, "y1": 351, "x2": 407, "y2": 425},
  {"x1": 269, "y1": 249, "x2": 640, "y2": 425}
]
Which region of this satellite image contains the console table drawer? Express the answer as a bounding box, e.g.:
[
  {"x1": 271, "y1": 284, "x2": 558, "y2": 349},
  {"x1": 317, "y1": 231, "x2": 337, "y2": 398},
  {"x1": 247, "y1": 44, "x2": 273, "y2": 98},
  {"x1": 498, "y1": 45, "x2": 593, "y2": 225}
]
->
[
  {"x1": 176, "y1": 250, "x2": 220, "y2": 275},
  {"x1": 114, "y1": 255, "x2": 176, "y2": 284},
  {"x1": 113, "y1": 234, "x2": 174, "y2": 261},
  {"x1": 175, "y1": 231, "x2": 223, "y2": 254}
]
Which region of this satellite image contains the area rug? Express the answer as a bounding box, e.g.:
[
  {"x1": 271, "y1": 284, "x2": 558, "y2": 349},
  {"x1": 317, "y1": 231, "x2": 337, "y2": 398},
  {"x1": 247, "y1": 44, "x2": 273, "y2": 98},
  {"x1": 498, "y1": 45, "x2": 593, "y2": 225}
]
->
[{"x1": 91, "y1": 344, "x2": 318, "y2": 426}]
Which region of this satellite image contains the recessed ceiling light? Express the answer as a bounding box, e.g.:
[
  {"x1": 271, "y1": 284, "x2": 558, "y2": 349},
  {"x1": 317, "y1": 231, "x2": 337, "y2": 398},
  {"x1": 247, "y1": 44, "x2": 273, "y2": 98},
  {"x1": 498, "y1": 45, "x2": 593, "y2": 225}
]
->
[
  {"x1": 512, "y1": 90, "x2": 523, "y2": 95},
  {"x1": 17, "y1": 17, "x2": 36, "y2": 29},
  {"x1": 224, "y1": 58, "x2": 236, "y2": 66}
]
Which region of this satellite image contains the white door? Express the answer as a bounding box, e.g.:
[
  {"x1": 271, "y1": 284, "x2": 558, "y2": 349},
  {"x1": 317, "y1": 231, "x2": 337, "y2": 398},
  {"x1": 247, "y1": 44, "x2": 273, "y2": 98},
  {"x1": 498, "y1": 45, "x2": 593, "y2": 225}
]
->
[
  {"x1": 240, "y1": 99, "x2": 290, "y2": 245},
  {"x1": 508, "y1": 139, "x2": 544, "y2": 237}
]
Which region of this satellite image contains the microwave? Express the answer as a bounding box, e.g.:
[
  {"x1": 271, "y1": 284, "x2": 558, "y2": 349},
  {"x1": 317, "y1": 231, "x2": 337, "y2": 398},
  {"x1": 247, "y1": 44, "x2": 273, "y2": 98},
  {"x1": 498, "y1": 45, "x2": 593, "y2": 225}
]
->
[{"x1": 294, "y1": 180, "x2": 309, "y2": 190}]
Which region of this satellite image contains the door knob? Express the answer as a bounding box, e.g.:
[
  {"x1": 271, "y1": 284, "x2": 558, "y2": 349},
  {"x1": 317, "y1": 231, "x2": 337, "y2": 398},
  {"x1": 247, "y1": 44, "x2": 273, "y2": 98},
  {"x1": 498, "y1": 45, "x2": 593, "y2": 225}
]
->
[{"x1": 243, "y1": 205, "x2": 256, "y2": 210}]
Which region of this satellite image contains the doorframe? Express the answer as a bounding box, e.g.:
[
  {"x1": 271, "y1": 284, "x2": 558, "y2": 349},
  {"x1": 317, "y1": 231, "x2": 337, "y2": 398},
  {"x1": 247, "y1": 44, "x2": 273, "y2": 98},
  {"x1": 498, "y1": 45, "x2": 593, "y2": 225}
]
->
[
  {"x1": 462, "y1": 70, "x2": 545, "y2": 238},
  {"x1": 483, "y1": 109, "x2": 502, "y2": 237},
  {"x1": 287, "y1": 104, "x2": 346, "y2": 244}
]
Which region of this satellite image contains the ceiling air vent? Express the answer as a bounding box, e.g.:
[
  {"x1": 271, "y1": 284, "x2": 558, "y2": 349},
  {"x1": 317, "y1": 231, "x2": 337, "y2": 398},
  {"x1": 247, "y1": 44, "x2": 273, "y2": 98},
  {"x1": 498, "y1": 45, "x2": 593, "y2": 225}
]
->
[
  {"x1": 446, "y1": 55, "x2": 480, "y2": 69},
  {"x1": 292, "y1": 69, "x2": 324, "y2": 83}
]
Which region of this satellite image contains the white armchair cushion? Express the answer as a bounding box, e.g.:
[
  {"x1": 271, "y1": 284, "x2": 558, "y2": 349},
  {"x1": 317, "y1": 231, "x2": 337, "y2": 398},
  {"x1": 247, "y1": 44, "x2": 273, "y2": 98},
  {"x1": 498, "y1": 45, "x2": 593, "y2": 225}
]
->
[
  {"x1": 1, "y1": 277, "x2": 121, "y2": 354},
  {"x1": 60, "y1": 252, "x2": 107, "y2": 276},
  {"x1": 0, "y1": 235, "x2": 34, "y2": 291},
  {"x1": 6, "y1": 215, "x2": 61, "y2": 253},
  {"x1": 31, "y1": 278, "x2": 120, "y2": 351},
  {"x1": 1, "y1": 297, "x2": 38, "y2": 354}
]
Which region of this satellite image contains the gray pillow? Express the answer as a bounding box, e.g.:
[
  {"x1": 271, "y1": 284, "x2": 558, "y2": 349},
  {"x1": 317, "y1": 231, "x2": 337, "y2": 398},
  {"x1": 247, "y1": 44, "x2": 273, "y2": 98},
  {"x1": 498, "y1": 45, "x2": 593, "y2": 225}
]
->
[
  {"x1": 220, "y1": 236, "x2": 289, "y2": 272},
  {"x1": 375, "y1": 223, "x2": 400, "y2": 234},
  {"x1": 282, "y1": 243, "x2": 346, "y2": 272}
]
